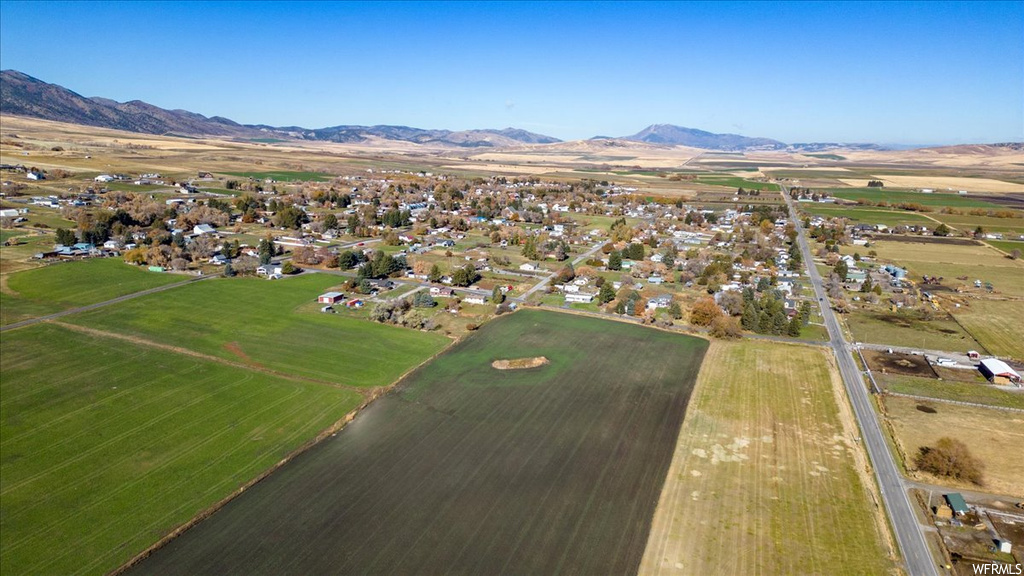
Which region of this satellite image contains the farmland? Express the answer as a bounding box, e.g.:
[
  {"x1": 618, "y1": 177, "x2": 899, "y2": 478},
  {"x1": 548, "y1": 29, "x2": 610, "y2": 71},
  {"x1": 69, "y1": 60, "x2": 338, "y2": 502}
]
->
[
  {"x1": 0, "y1": 258, "x2": 184, "y2": 325},
  {"x1": 829, "y1": 188, "x2": 1003, "y2": 209},
  {"x1": 66, "y1": 274, "x2": 450, "y2": 387},
  {"x1": 796, "y1": 203, "x2": 936, "y2": 228},
  {"x1": 846, "y1": 310, "x2": 982, "y2": 352},
  {"x1": 694, "y1": 175, "x2": 780, "y2": 191},
  {"x1": 879, "y1": 374, "x2": 1024, "y2": 411},
  {"x1": 881, "y1": 395, "x2": 1024, "y2": 498},
  {"x1": 952, "y1": 299, "x2": 1024, "y2": 360},
  {"x1": 129, "y1": 309, "x2": 708, "y2": 575},
  {"x1": 854, "y1": 239, "x2": 1024, "y2": 297},
  {"x1": 641, "y1": 340, "x2": 894, "y2": 575},
  {"x1": 0, "y1": 323, "x2": 364, "y2": 576},
  {"x1": 220, "y1": 170, "x2": 332, "y2": 182}
]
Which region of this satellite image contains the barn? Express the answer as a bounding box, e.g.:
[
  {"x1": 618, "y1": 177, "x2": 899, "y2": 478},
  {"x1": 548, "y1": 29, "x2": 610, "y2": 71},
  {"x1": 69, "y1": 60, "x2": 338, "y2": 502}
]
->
[
  {"x1": 978, "y1": 358, "x2": 1021, "y2": 386},
  {"x1": 317, "y1": 291, "x2": 344, "y2": 304}
]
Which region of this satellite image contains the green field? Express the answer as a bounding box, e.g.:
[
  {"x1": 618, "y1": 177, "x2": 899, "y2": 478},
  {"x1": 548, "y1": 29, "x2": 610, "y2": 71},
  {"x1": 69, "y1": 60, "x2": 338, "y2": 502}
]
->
[
  {"x1": 66, "y1": 274, "x2": 450, "y2": 386},
  {"x1": 695, "y1": 176, "x2": 780, "y2": 191},
  {"x1": 1, "y1": 259, "x2": 184, "y2": 325},
  {"x1": 0, "y1": 323, "x2": 364, "y2": 576},
  {"x1": 879, "y1": 373, "x2": 1024, "y2": 410},
  {"x1": 129, "y1": 309, "x2": 709, "y2": 575},
  {"x1": 930, "y1": 213, "x2": 1024, "y2": 235},
  {"x1": 221, "y1": 170, "x2": 332, "y2": 182},
  {"x1": 846, "y1": 310, "x2": 982, "y2": 352},
  {"x1": 797, "y1": 203, "x2": 935, "y2": 228},
  {"x1": 829, "y1": 188, "x2": 1001, "y2": 209},
  {"x1": 0, "y1": 229, "x2": 29, "y2": 243},
  {"x1": 985, "y1": 239, "x2": 1024, "y2": 255},
  {"x1": 641, "y1": 341, "x2": 894, "y2": 575},
  {"x1": 803, "y1": 153, "x2": 847, "y2": 161}
]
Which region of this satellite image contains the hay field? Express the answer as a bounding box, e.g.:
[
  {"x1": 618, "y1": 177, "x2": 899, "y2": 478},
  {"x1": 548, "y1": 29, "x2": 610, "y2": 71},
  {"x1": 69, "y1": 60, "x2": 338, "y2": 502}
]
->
[
  {"x1": 871, "y1": 175, "x2": 1024, "y2": 193},
  {"x1": 882, "y1": 395, "x2": 1024, "y2": 498},
  {"x1": 640, "y1": 340, "x2": 894, "y2": 576}
]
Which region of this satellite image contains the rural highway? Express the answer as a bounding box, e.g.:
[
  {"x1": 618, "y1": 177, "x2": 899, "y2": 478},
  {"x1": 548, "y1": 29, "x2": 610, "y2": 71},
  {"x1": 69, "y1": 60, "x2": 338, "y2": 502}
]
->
[{"x1": 782, "y1": 186, "x2": 940, "y2": 576}]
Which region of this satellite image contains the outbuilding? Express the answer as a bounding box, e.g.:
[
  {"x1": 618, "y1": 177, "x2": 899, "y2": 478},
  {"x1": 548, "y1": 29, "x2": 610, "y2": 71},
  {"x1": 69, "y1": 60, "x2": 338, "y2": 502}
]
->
[
  {"x1": 317, "y1": 291, "x2": 344, "y2": 304},
  {"x1": 944, "y1": 493, "x2": 969, "y2": 517},
  {"x1": 979, "y1": 358, "x2": 1021, "y2": 385}
]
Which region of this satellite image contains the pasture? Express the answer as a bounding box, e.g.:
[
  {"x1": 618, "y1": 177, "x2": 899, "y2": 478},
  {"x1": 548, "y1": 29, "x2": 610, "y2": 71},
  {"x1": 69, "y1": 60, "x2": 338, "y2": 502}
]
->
[
  {"x1": 797, "y1": 203, "x2": 936, "y2": 228},
  {"x1": 221, "y1": 170, "x2": 331, "y2": 182},
  {"x1": 128, "y1": 309, "x2": 708, "y2": 575},
  {"x1": 952, "y1": 299, "x2": 1024, "y2": 360},
  {"x1": 882, "y1": 395, "x2": 1024, "y2": 498},
  {"x1": 846, "y1": 310, "x2": 982, "y2": 352},
  {"x1": 879, "y1": 374, "x2": 1024, "y2": 410},
  {"x1": 858, "y1": 240, "x2": 1024, "y2": 297},
  {"x1": 0, "y1": 323, "x2": 364, "y2": 576},
  {"x1": 694, "y1": 175, "x2": 780, "y2": 191},
  {"x1": 930, "y1": 213, "x2": 1024, "y2": 236},
  {"x1": 829, "y1": 189, "x2": 1001, "y2": 209},
  {"x1": 641, "y1": 340, "x2": 894, "y2": 576},
  {"x1": 0, "y1": 258, "x2": 184, "y2": 325},
  {"x1": 66, "y1": 274, "x2": 450, "y2": 387}
]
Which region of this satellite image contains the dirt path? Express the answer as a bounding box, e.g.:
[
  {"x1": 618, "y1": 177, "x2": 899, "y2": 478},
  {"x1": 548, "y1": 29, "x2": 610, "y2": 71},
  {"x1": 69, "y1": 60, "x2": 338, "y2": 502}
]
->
[{"x1": 51, "y1": 321, "x2": 370, "y2": 396}]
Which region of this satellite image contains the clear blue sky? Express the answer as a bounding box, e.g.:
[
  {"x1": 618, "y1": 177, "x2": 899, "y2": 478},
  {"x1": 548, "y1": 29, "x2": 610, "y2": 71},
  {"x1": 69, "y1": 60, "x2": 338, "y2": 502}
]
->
[{"x1": 1, "y1": 1, "x2": 1021, "y2": 144}]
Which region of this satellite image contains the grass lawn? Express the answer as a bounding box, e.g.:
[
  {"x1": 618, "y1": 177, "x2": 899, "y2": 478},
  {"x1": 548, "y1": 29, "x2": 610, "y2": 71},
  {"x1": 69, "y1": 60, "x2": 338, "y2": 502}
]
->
[
  {"x1": 0, "y1": 323, "x2": 364, "y2": 576},
  {"x1": 66, "y1": 274, "x2": 450, "y2": 387},
  {"x1": 984, "y1": 239, "x2": 1024, "y2": 255},
  {"x1": 1, "y1": 258, "x2": 184, "y2": 325},
  {"x1": 881, "y1": 395, "x2": 1024, "y2": 498},
  {"x1": 694, "y1": 176, "x2": 780, "y2": 191},
  {"x1": 951, "y1": 299, "x2": 1024, "y2": 361},
  {"x1": 0, "y1": 229, "x2": 29, "y2": 244},
  {"x1": 129, "y1": 309, "x2": 708, "y2": 575},
  {"x1": 641, "y1": 340, "x2": 894, "y2": 575},
  {"x1": 221, "y1": 170, "x2": 331, "y2": 182},
  {"x1": 879, "y1": 373, "x2": 1024, "y2": 410},
  {"x1": 846, "y1": 309, "x2": 982, "y2": 352}
]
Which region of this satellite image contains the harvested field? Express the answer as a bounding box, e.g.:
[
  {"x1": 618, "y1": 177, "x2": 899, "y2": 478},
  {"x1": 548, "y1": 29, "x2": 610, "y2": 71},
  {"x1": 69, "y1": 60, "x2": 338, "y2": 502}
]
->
[
  {"x1": 846, "y1": 311, "x2": 982, "y2": 352},
  {"x1": 863, "y1": 349, "x2": 938, "y2": 378},
  {"x1": 952, "y1": 300, "x2": 1024, "y2": 361},
  {"x1": 641, "y1": 341, "x2": 895, "y2": 575},
  {"x1": 129, "y1": 310, "x2": 708, "y2": 575},
  {"x1": 882, "y1": 395, "x2": 1024, "y2": 498},
  {"x1": 878, "y1": 374, "x2": 1024, "y2": 410}
]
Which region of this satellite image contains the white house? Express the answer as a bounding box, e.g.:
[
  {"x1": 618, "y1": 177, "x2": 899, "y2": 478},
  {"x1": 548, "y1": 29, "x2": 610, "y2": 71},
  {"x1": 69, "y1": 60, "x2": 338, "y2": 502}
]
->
[
  {"x1": 463, "y1": 294, "x2": 487, "y2": 305},
  {"x1": 256, "y1": 265, "x2": 283, "y2": 277},
  {"x1": 519, "y1": 262, "x2": 538, "y2": 272},
  {"x1": 193, "y1": 224, "x2": 216, "y2": 235},
  {"x1": 565, "y1": 292, "x2": 595, "y2": 304}
]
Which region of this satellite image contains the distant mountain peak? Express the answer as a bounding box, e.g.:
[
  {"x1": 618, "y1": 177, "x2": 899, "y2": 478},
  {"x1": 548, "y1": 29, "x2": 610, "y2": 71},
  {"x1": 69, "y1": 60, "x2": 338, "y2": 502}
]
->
[
  {"x1": 0, "y1": 70, "x2": 561, "y2": 147},
  {"x1": 622, "y1": 124, "x2": 786, "y2": 150}
]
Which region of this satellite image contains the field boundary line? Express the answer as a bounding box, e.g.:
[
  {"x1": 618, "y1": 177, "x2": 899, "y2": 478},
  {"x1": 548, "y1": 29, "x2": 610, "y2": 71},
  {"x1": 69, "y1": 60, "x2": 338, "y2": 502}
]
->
[
  {"x1": 110, "y1": 329, "x2": 457, "y2": 575},
  {"x1": 0, "y1": 273, "x2": 213, "y2": 332},
  {"x1": 884, "y1": 391, "x2": 1024, "y2": 413},
  {"x1": 48, "y1": 321, "x2": 367, "y2": 394}
]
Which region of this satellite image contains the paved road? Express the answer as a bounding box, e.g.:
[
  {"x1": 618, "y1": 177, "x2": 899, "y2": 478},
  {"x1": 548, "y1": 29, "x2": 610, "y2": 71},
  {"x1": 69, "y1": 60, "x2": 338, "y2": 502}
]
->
[
  {"x1": 783, "y1": 185, "x2": 939, "y2": 576},
  {"x1": 0, "y1": 274, "x2": 213, "y2": 332}
]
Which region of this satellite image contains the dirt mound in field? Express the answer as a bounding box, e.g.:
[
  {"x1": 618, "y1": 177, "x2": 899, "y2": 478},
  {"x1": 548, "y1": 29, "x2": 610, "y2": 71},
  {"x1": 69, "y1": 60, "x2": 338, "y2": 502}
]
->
[{"x1": 492, "y1": 357, "x2": 549, "y2": 370}]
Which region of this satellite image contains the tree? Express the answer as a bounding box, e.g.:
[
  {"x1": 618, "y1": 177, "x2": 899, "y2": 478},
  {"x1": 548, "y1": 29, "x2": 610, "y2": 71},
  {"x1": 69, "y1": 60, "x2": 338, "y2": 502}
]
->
[
  {"x1": 258, "y1": 236, "x2": 274, "y2": 265},
  {"x1": 690, "y1": 297, "x2": 723, "y2": 327},
  {"x1": 709, "y1": 316, "x2": 742, "y2": 339},
  {"x1": 413, "y1": 291, "x2": 436, "y2": 308},
  {"x1": 741, "y1": 302, "x2": 758, "y2": 331},
  {"x1": 451, "y1": 265, "x2": 480, "y2": 287},
  {"x1": 521, "y1": 235, "x2": 539, "y2": 260},
  {"x1": 322, "y1": 213, "x2": 338, "y2": 231},
  {"x1": 834, "y1": 260, "x2": 849, "y2": 282},
  {"x1": 914, "y1": 437, "x2": 984, "y2": 485},
  {"x1": 598, "y1": 282, "x2": 616, "y2": 304},
  {"x1": 55, "y1": 227, "x2": 76, "y2": 246},
  {"x1": 223, "y1": 262, "x2": 236, "y2": 277},
  {"x1": 860, "y1": 274, "x2": 874, "y2": 293},
  {"x1": 933, "y1": 223, "x2": 951, "y2": 237},
  {"x1": 787, "y1": 315, "x2": 802, "y2": 337},
  {"x1": 281, "y1": 261, "x2": 296, "y2": 274},
  {"x1": 668, "y1": 301, "x2": 683, "y2": 319},
  {"x1": 491, "y1": 285, "x2": 506, "y2": 304},
  {"x1": 428, "y1": 263, "x2": 443, "y2": 283},
  {"x1": 607, "y1": 251, "x2": 622, "y2": 271},
  {"x1": 1011, "y1": 249, "x2": 1021, "y2": 260},
  {"x1": 273, "y1": 206, "x2": 308, "y2": 229}
]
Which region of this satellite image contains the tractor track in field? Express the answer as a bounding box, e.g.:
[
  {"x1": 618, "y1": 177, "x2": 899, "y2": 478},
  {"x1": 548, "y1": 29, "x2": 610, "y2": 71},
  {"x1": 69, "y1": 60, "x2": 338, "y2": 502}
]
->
[{"x1": 50, "y1": 321, "x2": 371, "y2": 396}]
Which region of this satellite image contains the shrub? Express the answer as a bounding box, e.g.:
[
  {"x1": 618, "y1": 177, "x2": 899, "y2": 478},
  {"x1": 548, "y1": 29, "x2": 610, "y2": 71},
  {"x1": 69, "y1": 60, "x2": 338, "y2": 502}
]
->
[{"x1": 914, "y1": 437, "x2": 984, "y2": 486}]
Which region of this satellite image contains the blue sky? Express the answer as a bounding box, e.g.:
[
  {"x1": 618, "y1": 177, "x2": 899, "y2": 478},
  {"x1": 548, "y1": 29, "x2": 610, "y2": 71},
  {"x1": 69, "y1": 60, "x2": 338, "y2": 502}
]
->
[{"x1": 1, "y1": 1, "x2": 1021, "y2": 144}]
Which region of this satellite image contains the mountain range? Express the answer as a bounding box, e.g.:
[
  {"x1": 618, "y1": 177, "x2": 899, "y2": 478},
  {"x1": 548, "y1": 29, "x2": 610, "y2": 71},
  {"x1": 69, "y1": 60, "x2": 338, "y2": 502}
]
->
[{"x1": 1, "y1": 69, "x2": 890, "y2": 151}]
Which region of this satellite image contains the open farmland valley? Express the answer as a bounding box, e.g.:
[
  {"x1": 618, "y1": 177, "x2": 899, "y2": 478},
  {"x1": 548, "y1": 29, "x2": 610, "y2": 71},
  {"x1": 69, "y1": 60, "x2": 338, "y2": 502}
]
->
[{"x1": 129, "y1": 310, "x2": 707, "y2": 575}]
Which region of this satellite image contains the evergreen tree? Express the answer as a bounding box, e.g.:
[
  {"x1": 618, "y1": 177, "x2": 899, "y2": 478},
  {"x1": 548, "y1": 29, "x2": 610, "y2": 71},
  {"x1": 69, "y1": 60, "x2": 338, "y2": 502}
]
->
[
  {"x1": 598, "y1": 282, "x2": 616, "y2": 304},
  {"x1": 741, "y1": 303, "x2": 759, "y2": 331},
  {"x1": 607, "y1": 251, "x2": 622, "y2": 271},
  {"x1": 787, "y1": 316, "x2": 802, "y2": 337}
]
